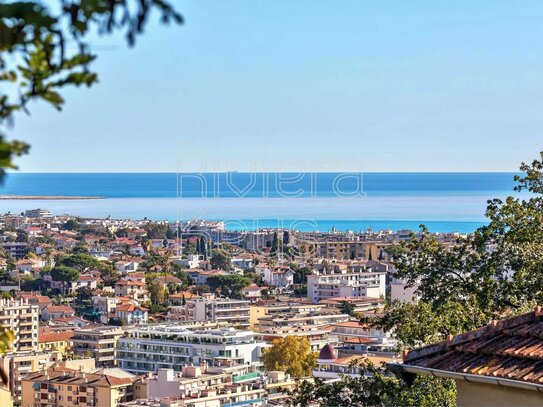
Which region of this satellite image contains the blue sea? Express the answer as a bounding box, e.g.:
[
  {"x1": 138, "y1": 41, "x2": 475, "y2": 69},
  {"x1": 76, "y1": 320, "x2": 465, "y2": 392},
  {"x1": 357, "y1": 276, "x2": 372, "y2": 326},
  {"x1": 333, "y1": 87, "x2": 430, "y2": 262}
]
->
[{"x1": 0, "y1": 172, "x2": 521, "y2": 233}]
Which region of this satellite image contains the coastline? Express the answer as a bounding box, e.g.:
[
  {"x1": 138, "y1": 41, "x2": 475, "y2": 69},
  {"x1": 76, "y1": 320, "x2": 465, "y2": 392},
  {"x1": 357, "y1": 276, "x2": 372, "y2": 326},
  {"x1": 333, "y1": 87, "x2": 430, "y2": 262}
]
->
[{"x1": 0, "y1": 195, "x2": 104, "y2": 200}]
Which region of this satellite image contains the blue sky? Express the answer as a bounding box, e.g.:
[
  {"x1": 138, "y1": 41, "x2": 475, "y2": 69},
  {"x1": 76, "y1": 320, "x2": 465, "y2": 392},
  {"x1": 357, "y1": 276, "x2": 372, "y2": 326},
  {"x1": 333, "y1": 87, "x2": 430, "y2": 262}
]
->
[{"x1": 9, "y1": 0, "x2": 543, "y2": 172}]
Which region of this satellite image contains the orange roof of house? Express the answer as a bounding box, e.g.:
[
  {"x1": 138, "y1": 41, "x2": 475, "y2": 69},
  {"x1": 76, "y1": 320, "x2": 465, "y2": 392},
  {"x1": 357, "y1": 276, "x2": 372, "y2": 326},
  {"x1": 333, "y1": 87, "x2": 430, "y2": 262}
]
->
[
  {"x1": 39, "y1": 331, "x2": 74, "y2": 344},
  {"x1": 333, "y1": 321, "x2": 368, "y2": 328},
  {"x1": 45, "y1": 305, "x2": 75, "y2": 314},
  {"x1": 116, "y1": 304, "x2": 148, "y2": 312},
  {"x1": 401, "y1": 307, "x2": 543, "y2": 386}
]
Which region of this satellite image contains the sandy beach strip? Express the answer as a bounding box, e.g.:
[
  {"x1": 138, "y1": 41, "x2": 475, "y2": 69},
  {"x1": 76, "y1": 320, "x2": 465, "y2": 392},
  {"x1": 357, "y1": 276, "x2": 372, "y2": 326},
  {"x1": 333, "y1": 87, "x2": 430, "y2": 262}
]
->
[{"x1": 0, "y1": 195, "x2": 104, "y2": 200}]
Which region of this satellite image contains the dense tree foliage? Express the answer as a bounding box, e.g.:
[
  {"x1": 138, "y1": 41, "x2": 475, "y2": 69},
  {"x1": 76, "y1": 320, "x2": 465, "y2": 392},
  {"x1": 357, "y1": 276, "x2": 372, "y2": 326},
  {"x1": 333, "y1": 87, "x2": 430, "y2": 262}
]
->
[
  {"x1": 57, "y1": 253, "x2": 104, "y2": 273},
  {"x1": 210, "y1": 249, "x2": 232, "y2": 270},
  {"x1": 295, "y1": 153, "x2": 543, "y2": 405},
  {"x1": 372, "y1": 152, "x2": 543, "y2": 348},
  {"x1": 262, "y1": 336, "x2": 317, "y2": 378},
  {"x1": 288, "y1": 362, "x2": 455, "y2": 407},
  {"x1": 206, "y1": 274, "x2": 251, "y2": 299}
]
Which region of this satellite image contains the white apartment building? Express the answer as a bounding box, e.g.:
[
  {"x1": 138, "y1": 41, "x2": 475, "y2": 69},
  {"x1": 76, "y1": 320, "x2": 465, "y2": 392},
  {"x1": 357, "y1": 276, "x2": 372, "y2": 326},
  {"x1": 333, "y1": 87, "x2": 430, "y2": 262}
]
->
[
  {"x1": 170, "y1": 254, "x2": 204, "y2": 269},
  {"x1": 0, "y1": 298, "x2": 39, "y2": 351},
  {"x1": 116, "y1": 325, "x2": 264, "y2": 374},
  {"x1": 307, "y1": 269, "x2": 386, "y2": 303},
  {"x1": 24, "y1": 208, "x2": 52, "y2": 218},
  {"x1": 167, "y1": 296, "x2": 251, "y2": 328},
  {"x1": 258, "y1": 266, "x2": 294, "y2": 288}
]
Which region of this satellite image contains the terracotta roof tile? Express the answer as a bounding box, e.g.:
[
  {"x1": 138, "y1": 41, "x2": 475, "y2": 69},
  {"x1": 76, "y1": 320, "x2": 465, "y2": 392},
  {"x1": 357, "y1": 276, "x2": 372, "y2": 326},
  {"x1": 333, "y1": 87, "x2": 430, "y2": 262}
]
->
[{"x1": 403, "y1": 308, "x2": 543, "y2": 385}]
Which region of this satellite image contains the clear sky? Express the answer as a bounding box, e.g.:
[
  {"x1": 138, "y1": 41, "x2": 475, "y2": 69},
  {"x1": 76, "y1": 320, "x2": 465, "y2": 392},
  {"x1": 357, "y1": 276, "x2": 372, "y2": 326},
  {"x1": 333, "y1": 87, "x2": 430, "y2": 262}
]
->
[{"x1": 9, "y1": 0, "x2": 543, "y2": 172}]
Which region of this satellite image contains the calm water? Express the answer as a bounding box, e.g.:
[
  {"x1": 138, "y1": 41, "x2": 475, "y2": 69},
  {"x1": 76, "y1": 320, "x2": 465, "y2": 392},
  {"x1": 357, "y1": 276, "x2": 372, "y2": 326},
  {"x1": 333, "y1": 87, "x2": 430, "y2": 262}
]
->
[{"x1": 0, "y1": 172, "x2": 520, "y2": 233}]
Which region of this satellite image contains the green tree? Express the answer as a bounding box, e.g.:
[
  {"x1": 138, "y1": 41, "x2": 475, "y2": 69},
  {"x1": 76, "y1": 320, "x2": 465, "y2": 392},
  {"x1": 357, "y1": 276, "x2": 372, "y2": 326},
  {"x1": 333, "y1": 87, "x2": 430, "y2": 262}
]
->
[
  {"x1": 57, "y1": 253, "x2": 104, "y2": 273},
  {"x1": 147, "y1": 279, "x2": 167, "y2": 306},
  {"x1": 210, "y1": 250, "x2": 232, "y2": 270},
  {"x1": 142, "y1": 222, "x2": 169, "y2": 239},
  {"x1": 371, "y1": 152, "x2": 543, "y2": 348},
  {"x1": 288, "y1": 362, "x2": 455, "y2": 407},
  {"x1": 50, "y1": 265, "x2": 79, "y2": 294},
  {"x1": 261, "y1": 336, "x2": 317, "y2": 378},
  {"x1": 62, "y1": 219, "x2": 80, "y2": 231},
  {"x1": 206, "y1": 274, "x2": 251, "y2": 299},
  {"x1": 99, "y1": 267, "x2": 120, "y2": 287},
  {"x1": 293, "y1": 266, "x2": 312, "y2": 284},
  {"x1": 270, "y1": 231, "x2": 280, "y2": 257},
  {"x1": 340, "y1": 301, "x2": 356, "y2": 317},
  {"x1": 0, "y1": 1, "x2": 182, "y2": 177}
]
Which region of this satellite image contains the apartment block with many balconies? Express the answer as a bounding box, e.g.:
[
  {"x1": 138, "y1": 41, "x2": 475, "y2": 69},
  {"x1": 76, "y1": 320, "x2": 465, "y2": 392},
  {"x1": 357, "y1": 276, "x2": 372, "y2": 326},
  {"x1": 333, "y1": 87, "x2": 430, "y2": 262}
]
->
[
  {"x1": 307, "y1": 269, "x2": 386, "y2": 303},
  {"x1": 0, "y1": 298, "x2": 39, "y2": 351},
  {"x1": 116, "y1": 325, "x2": 264, "y2": 374},
  {"x1": 71, "y1": 326, "x2": 124, "y2": 367}
]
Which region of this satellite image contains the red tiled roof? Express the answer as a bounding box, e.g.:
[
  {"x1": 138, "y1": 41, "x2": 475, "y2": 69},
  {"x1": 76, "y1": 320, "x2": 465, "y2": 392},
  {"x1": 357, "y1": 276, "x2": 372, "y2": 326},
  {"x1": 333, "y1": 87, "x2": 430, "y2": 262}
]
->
[
  {"x1": 39, "y1": 331, "x2": 74, "y2": 343},
  {"x1": 116, "y1": 280, "x2": 145, "y2": 287},
  {"x1": 45, "y1": 305, "x2": 75, "y2": 314},
  {"x1": 401, "y1": 307, "x2": 543, "y2": 386},
  {"x1": 116, "y1": 303, "x2": 148, "y2": 312},
  {"x1": 343, "y1": 336, "x2": 375, "y2": 344}
]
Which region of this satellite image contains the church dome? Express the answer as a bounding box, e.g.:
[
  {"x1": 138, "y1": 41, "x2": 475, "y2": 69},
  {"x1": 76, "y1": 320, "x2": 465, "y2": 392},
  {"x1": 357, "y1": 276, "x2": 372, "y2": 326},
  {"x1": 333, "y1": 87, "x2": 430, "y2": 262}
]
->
[{"x1": 318, "y1": 344, "x2": 337, "y2": 360}]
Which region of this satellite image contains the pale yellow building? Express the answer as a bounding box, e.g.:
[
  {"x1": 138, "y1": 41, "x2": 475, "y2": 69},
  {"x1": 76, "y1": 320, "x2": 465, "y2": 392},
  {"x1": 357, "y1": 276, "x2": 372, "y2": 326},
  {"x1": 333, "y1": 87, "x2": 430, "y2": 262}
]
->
[
  {"x1": 37, "y1": 331, "x2": 74, "y2": 356},
  {"x1": 0, "y1": 350, "x2": 61, "y2": 401},
  {"x1": 0, "y1": 387, "x2": 13, "y2": 407},
  {"x1": 21, "y1": 366, "x2": 136, "y2": 407}
]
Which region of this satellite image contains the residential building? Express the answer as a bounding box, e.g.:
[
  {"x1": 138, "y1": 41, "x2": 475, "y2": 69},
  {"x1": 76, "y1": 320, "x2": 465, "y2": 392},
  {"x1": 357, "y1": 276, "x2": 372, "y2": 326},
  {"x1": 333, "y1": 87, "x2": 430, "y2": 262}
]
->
[
  {"x1": 115, "y1": 304, "x2": 148, "y2": 325},
  {"x1": 72, "y1": 326, "x2": 124, "y2": 367},
  {"x1": 390, "y1": 278, "x2": 419, "y2": 303},
  {"x1": 307, "y1": 269, "x2": 386, "y2": 303},
  {"x1": 257, "y1": 312, "x2": 348, "y2": 351},
  {"x1": 116, "y1": 325, "x2": 264, "y2": 374},
  {"x1": 37, "y1": 331, "x2": 74, "y2": 356},
  {"x1": 21, "y1": 366, "x2": 136, "y2": 407},
  {"x1": 41, "y1": 305, "x2": 75, "y2": 322},
  {"x1": 92, "y1": 295, "x2": 120, "y2": 324},
  {"x1": 315, "y1": 240, "x2": 365, "y2": 260},
  {"x1": 0, "y1": 350, "x2": 61, "y2": 401},
  {"x1": 260, "y1": 266, "x2": 294, "y2": 288},
  {"x1": 0, "y1": 242, "x2": 29, "y2": 258},
  {"x1": 2, "y1": 215, "x2": 25, "y2": 229},
  {"x1": 115, "y1": 261, "x2": 140, "y2": 273},
  {"x1": 242, "y1": 284, "x2": 262, "y2": 303},
  {"x1": 133, "y1": 366, "x2": 242, "y2": 399},
  {"x1": 0, "y1": 298, "x2": 39, "y2": 351},
  {"x1": 390, "y1": 307, "x2": 543, "y2": 407},
  {"x1": 115, "y1": 280, "x2": 148, "y2": 302},
  {"x1": 169, "y1": 296, "x2": 251, "y2": 328},
  {"x1": 18, "y1": 293, "x2": 52, "y2": 312},
  {"x1": 125, "y1": 367, "x2": 294, "y2": 407},
  {"x1": 318, "y1": 296, "x2": 384, "y2": 313},
  {"x1": 313, "y1": 344, "x2": 398, "y2": 380},
  {"x1": 24, "y1": 209, "x2": 52, "y2": 218},
  {"x1": 49, "y1": 274, "x2": 99, "y2": 294},
  {"x1": 248, "y1": 301, "x2": 327, "y2": 329},
  {"x1": 170, "y1": 254, "x2": 203, "y2": 269}
]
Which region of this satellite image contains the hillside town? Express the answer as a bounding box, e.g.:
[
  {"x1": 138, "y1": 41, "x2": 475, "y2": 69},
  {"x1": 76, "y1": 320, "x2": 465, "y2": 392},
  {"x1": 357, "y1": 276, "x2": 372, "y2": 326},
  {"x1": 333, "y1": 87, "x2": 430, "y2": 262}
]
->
[
  {"x1": 2, "y1": 207, "x2": 543, "y2": 407},
  {"x1": 0, "y1": 208, "x2": 447, "y2": 406}
]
